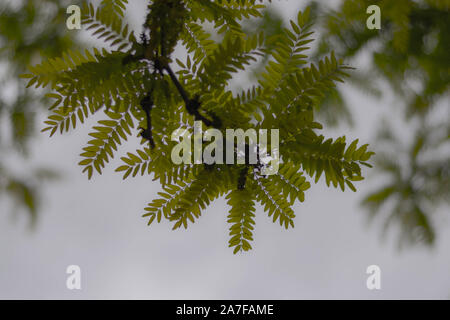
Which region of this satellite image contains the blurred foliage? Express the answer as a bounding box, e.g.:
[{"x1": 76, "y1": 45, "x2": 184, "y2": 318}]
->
[
  {"x1": 0, "y1": 0, "x2": 80, "y2": 226},
  {"x1": 363, "y1": 121, "x2": 449, "y2": 246},
  {"x1": 242, "y1": 8, "x2": 284, "y2": 79},
  {"x1": 310, "y1": 0, "x2": 449, "y2": 247}
]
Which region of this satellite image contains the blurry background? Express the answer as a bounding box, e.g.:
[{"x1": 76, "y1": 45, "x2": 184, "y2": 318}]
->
[{"x1": 0, "y1": 0, "x2": 449, "y2": 299}]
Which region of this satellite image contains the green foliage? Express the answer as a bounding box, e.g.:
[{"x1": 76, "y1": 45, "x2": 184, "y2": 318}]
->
[
  {"x1": 23, "y1": 0, "x2": 373, "y2": 253},
  {"x1": 317, "y1": 0, "x2": 449, "y2": 113},
  {"x1": 312, "y1": 0, "x2": 449, "y2": 247},
  {"x1": 82, "y1": 0, "x2": 135, "y2": 51},
  {"x1": 227, "y1": 188, "x2": 256, "y2": 253}
]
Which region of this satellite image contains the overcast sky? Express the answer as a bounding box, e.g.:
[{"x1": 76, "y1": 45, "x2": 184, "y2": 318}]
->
[{"x1": 0, "y1": 0, "x2": 449, "y2": 299}]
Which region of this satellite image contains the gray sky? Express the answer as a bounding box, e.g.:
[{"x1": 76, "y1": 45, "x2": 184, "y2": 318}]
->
[{"x1": 0, "y1": 0, "x2": 449, "y2": 299}]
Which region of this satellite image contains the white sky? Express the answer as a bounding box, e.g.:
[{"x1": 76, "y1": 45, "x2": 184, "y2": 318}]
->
[{"x1": 0, "y1": 0, "x2": 449, "y2": 299}]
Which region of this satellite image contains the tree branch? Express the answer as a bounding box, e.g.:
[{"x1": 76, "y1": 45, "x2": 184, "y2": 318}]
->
[
  {"x1": 139, "y1": 94, "x2": 156, "y2": 149},
  {"x1": 163, "y1": 63, "x2": 221, "y2": 128}
]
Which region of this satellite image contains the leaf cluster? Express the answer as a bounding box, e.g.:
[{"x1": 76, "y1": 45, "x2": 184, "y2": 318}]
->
[{"x1": 22, "y1": 0, "x2": 374, "y2": 253}]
